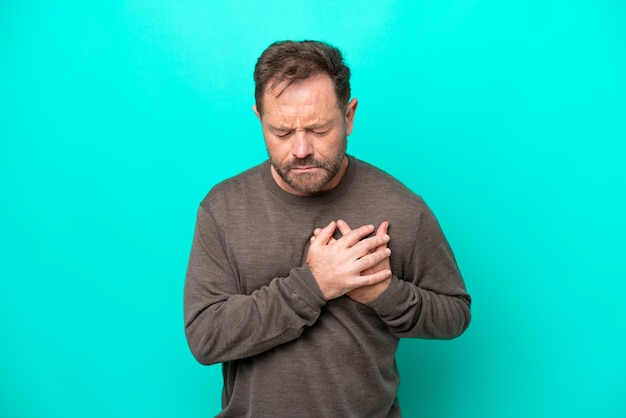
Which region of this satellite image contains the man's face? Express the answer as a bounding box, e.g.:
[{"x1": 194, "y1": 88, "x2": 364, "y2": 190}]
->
[{"x1": 254, "y1": 74, "x2": 357, "y2": 196}]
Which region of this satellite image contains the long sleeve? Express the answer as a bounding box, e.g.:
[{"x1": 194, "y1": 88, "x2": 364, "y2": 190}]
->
[
  {"x1": 184, "y1": 205, "x2": 327, "y2": 365},
  {"x1": 367, "y1": 204, "x2": 471, "y2": 339}
]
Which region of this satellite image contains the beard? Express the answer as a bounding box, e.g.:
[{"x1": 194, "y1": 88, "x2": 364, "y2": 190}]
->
[{"x1": 269, "y1": 138, "x2": 347, "y2": 195}]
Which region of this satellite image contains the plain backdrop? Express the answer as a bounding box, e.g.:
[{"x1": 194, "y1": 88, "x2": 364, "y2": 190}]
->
[{"x1": 1, "y1": 1, "x2": 625, "y2": 417}]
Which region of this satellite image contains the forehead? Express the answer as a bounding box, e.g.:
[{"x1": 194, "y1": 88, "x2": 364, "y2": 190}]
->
[{"x1": 262, "y1": 74, "x2": 341, "y2": 125}]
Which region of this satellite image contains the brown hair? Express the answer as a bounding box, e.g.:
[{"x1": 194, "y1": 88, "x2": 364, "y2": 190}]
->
[{"x1": 254, "y1": 40, "x2": 351, "y2": 115}]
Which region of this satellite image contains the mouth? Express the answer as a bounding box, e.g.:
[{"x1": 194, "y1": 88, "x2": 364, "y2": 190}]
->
[{"x1": 291, "y1": 166, "x2": 321, "y2": 174}]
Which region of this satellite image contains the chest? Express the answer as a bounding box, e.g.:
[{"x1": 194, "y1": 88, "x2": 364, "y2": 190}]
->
[
  {"x1": 221, "y1": 203, "x2": 336, "y2": 294},
  {"x1": 219, "y1": 197, "x2": 412, "y2": 295}
]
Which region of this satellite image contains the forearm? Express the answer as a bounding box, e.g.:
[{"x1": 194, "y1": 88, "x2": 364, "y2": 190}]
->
[
  {"x1": 184, "y1": 266, "x2": 325, "y2": 365},
  {"x1": 184, "y1": 204, "x2": 326, "y2": 365},
  {"x1": 366, "y1": 202, "x2": 471, "y2": 339},
  {"x1": 368, "y1": 276, "x2": 471, "y2": 339}
]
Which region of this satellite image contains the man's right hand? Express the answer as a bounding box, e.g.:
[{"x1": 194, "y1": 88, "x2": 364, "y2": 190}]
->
[{"x1": 306, "y1": 221, "x2": 391, "y2": 300}]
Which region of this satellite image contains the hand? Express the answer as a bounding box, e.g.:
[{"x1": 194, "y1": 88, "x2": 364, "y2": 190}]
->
[
  {"x1": 306, "y1": 221, "x2": 391, "y2": 301},
  {"x1": 337, "y1": 220, "x2": 392, "y2": 304}
]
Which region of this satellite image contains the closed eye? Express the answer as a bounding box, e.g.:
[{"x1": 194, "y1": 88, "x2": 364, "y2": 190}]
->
[
  {"x1": 274, "y1": 130, "x2": 292, "y2": 138},
  {"x1": 311, "y1": 129, "x2": 330, "y2": 136}
]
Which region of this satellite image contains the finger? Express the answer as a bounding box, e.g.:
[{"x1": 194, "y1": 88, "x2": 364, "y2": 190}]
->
[
  {"x1": 336, "y1": 219, "x2": 353, "y2": 236},
  {"x1": 339, "y1": 224, "x2": 376, "y2": 248},
  {"x1": 372, "y1": 221, "x2": 390, "y2": 251},
  {"x1": 310, "y1": 221, "x2": 336, "y2": 246},
  {"x1": 310, "y1": 234, "x2": 338, "y2": 244},
  {"x1": 310, "y1": 226, "x2": 340, "y2": 244},
  {"x1": 356, "y1": 267, "x2": 392, "y2": 287},
  {"x1": 352, "y1": 233, "x2": 390, "y2": 258},
  {"x1": 376, "y1": 221, "x2": 389, "y2": 237},
  {"x1": 310, "y1": 227, "x2": 323, "y2": 243},
  {"x1": 357, "y1": 246, "x2": 391, "y2": 268}
]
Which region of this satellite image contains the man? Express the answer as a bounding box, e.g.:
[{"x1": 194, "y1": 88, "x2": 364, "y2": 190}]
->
[{"x1": 184, "y1": 40, "x2": 471, "y2": 417}]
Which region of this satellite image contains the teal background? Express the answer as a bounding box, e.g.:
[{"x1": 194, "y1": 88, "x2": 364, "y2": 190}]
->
[{"x1": 2, "y1": 1, "x2": 625, "y2": 417}]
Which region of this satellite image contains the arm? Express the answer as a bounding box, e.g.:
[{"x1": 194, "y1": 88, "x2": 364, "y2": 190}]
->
[
  {"x1": 328, "y1": 213, "x2": 470, "y2": 340},
  {"x1": 184, "y1": 207, "x2": 392, "y2": 365},
  {"x1": 368, "y1": 208, "x2": 471, "y2": 339},
  {"x1": 184, "y1": 206, "x2": 326, "y2": 365}
]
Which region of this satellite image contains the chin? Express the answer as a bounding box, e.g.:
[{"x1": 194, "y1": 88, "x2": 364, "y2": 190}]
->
[{"x1": 287, "y1": 174, "x2": 330, "y2": 195}]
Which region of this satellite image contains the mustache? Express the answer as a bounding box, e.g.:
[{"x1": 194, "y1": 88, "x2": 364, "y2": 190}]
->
[{"x1": 285, "y1": 157, "x2": 328, "y2": 170}]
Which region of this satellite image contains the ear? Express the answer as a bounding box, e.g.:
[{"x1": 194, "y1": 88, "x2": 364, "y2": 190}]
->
[
  {"x1": 252, "y1": 104, "x2": 261, "y2": 120},
  {"x1": 345, "y1": 98, "x2": 358, "y2": 136}
]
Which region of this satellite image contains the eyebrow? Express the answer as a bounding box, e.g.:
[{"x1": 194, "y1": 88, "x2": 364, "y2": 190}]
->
[{"x1": 269, "y1": 121, "x2": 334, "y2": 131}]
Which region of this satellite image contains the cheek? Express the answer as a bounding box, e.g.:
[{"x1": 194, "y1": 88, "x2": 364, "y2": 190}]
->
[
  {"x1": 319, "y1": 134, "x2": 346, "y2": 155},
  {"x1": 264, "y1": 137, "x2": 291, "y2": 160}
]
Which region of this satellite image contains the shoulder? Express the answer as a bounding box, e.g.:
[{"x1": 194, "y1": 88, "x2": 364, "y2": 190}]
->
[
  {"x1": 351, "y1": 158, "x2": 449, "y2": 246},
  {"x1": 200, "y1": 162, "x2": 267, "y2": 211},
  {"x1": 352, "y1": 157, "x2": 427, "y2": 209}
]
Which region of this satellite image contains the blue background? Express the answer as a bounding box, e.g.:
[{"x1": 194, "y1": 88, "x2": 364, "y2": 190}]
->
[{"x1": 2, "y1": 1, "x2": 625, "y2": 417}]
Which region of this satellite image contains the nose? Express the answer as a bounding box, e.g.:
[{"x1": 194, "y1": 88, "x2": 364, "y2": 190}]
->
[{"x1": 291, "y1": 130, "x2": 313, "y2": 159}]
